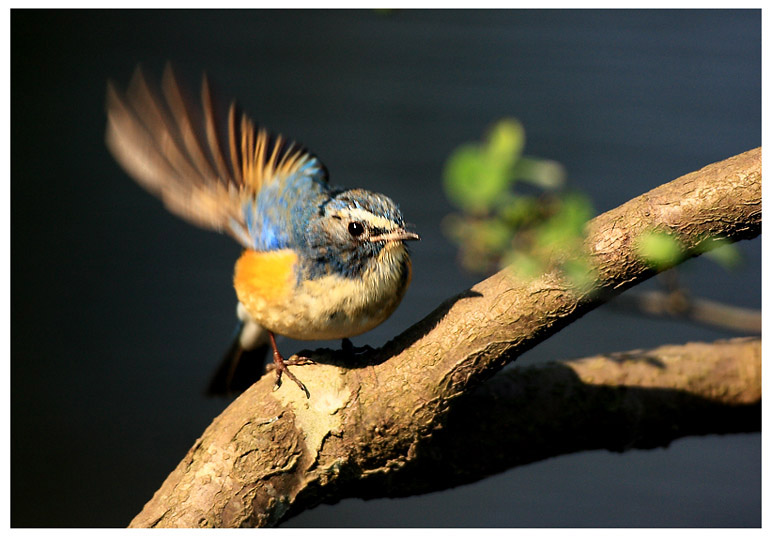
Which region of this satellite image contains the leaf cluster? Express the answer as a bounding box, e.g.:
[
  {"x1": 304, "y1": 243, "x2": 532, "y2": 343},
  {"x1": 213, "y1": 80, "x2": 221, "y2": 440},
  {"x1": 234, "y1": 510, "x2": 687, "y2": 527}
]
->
[
  {"x1": 443, "y1": 119, "x2": 743, "y2": 286},
  {"x1": 442, "y1": 119, "x2": 592, "y2": 288}
]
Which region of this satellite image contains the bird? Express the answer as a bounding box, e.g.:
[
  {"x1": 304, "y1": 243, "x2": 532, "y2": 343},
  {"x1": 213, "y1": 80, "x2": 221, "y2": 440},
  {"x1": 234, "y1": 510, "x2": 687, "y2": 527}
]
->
[{"x1": 105, "y1": 65, "x2": 419, "y2": 398}]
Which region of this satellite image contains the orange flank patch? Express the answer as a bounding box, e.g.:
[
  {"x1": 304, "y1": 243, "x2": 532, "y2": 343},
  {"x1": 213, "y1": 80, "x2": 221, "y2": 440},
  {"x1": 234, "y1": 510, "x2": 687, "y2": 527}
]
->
[{"x1": 233, "y1": 249, "x2": 297, "y2": 306}]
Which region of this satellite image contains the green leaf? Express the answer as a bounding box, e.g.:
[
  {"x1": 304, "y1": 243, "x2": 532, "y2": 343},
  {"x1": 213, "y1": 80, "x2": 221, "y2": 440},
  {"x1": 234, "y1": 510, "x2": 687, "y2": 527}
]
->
[
  {"x1": 636, "y1": 231, "x2": 683, "y2": 268},
  {"x1": 504, "y1": 250, "x2": 543, "y2": 280},
  {"x1": 486, "y1": 119, "x2": 525, "y2": 163},
  {"x1": 498, "y1": 195, "x2": 539, "y2": 226},
  {"x1": 534, "y1": 193, "x2": 592, "y2": 253},
  {"x1": 444, "y1": 145, "x2": 511, "y2": 213},
  {"x1": 513, "y1": 157, "x2": 566, "y2": 190},
  {"x1": 556, "y1": 193, "x2": 593, "y2": 235},
  {"x1": 562, "y1": 258, "x2": 596, "y2": 293},
  {"x1": 443, "y1": 145, "x2": 485, "y2": 210},
  {"x1": 477, "y1": 218, "x2": 513, "y2": 254}
]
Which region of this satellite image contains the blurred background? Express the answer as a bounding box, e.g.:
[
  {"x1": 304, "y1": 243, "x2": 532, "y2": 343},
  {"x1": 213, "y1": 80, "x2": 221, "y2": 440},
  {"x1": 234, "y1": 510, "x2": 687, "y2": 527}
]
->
[{"x1": 11, "y1": 10, "x2": 760, "y2": 527}]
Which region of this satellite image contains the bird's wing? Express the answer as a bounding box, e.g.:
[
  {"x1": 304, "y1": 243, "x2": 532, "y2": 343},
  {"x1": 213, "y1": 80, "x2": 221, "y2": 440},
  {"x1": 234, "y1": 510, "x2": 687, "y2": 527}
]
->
[{"x1": 105, "y1": 64, "x2": 329, "y2": 248}]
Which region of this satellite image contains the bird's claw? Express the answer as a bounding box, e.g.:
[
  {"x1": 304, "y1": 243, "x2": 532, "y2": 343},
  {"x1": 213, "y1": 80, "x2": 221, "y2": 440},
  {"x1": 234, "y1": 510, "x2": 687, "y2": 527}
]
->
[
  {"x1": 269, "y1": 356, "x2": 312, "y2": 399},
  {"x1": 286, "y1": 355, "x2": 316, "y2": 366}
]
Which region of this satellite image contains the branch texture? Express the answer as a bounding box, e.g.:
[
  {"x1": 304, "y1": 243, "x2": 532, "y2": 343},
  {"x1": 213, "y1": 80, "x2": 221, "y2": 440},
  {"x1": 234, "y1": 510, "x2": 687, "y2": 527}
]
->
[
  {"x1": 380, "y1": 337, "x2": 760, "y2": 497},
  {"x1": 129, "y1": 148, "x2": 761, "y2": 528}
]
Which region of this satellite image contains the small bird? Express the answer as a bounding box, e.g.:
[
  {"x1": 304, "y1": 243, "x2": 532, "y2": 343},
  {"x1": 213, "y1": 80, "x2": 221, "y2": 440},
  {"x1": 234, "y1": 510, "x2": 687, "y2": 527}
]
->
[{"x1": 105, "y1": 65, "x2": 419, "y2": 397}]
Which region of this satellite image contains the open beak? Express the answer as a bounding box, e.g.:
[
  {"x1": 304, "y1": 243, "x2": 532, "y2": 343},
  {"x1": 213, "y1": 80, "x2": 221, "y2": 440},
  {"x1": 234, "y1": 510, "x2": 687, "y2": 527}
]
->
[{"x1": 369, "y1": 228, "x2": 420, "y2": 243}]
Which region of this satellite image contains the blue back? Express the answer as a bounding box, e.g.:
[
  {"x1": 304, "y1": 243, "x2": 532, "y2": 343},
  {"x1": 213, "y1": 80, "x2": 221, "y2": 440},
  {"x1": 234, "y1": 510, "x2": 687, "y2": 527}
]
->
[{"x1": 244, "y1": 170, "x2": 329, "y2": 252}]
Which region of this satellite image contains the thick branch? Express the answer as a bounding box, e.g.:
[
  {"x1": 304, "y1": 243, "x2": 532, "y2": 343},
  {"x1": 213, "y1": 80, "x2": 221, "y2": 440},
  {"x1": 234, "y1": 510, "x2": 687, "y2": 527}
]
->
[
  {"x1": 130, "y1": 148, "x2": 761, "y2": 528},
  {"x1": 373, "y1": 337, "x2": 760, "y2": 498}
]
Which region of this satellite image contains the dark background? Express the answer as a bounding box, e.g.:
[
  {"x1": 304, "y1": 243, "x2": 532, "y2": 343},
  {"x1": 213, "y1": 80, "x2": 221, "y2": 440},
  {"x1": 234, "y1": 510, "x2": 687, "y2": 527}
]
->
[{"x1": 11, "y1": 10, "x2": 760, "y2": 527}]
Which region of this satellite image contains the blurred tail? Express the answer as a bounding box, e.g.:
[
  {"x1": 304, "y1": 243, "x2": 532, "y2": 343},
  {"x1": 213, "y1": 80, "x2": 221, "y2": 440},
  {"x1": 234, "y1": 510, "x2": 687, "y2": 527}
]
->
[{"x1": 206, "y1": 306, "x2": 271, "y2": 396}]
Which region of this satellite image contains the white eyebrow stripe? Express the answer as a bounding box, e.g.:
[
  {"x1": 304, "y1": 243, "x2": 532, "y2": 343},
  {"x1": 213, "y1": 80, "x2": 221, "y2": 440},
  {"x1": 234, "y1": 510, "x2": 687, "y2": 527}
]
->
[{"x1": 337, "y1": 208, "x2": 399, "y2": 231}]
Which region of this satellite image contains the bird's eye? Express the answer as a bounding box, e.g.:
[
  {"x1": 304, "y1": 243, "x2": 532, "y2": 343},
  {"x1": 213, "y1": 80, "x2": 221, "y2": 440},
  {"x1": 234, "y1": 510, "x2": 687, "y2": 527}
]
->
[{"x1": 347, "y1": 221, "x2": 365, "y2": 238}]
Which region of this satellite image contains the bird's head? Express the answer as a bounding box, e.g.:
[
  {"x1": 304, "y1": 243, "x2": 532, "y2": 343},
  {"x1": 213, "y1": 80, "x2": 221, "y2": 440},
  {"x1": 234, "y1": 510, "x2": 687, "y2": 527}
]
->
[{"x1": 303, "y1": 189, "x2": 419, "y2": 280}]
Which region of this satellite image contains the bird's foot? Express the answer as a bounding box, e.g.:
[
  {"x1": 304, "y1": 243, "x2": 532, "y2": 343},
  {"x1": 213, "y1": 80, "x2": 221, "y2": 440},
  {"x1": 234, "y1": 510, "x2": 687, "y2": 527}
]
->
[
  {"x1": 265, "y1": 331, "x2": 311, "y2": 398},
  {"x1": 268, "y1": 352, "x2": 312, "y2": 398},
  {"x1": 286, "y1": 355, "x2": 316, "y2": 366}
]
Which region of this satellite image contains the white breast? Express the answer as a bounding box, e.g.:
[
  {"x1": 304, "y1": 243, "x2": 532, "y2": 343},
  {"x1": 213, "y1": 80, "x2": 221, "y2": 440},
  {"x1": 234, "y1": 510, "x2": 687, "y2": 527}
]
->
[{"x1": 256, "y1": 243, "x2": 412, "y2": 340}]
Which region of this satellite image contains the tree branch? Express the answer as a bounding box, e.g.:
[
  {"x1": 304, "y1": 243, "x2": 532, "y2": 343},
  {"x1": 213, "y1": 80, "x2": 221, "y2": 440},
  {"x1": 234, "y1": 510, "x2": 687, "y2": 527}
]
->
[
  {"x1": 610, "y1": 290, "x2": 761, "y2": 333},
  {"x1": 129, "y1": 147, "x2": 761, "y2": 528},
  {"x1": 372, "y1": 337, "x2": 760, "y2": 499}
]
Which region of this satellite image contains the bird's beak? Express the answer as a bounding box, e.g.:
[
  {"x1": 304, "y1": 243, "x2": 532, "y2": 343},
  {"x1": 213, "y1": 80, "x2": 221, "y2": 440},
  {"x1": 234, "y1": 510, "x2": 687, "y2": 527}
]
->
[{"x1": 369, "y1": 228, "x2": 420, "y2": 243}]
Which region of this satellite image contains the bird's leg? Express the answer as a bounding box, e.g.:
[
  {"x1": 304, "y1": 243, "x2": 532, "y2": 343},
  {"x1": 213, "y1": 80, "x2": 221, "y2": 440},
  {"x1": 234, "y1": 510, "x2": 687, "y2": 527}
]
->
[{"x1": 268, "y1": 331, "x2": 310, "y2": 398}]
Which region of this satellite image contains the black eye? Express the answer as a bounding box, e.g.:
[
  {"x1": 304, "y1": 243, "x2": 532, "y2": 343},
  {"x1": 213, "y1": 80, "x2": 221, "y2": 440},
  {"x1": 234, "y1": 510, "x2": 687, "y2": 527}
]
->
[{"x1": 348, "y1": 221, "x2": 365, "y2": 238}]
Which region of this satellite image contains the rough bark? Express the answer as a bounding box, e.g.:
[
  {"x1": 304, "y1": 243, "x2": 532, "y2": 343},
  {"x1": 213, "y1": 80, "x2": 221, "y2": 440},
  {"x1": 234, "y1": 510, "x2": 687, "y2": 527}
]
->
[
  {"x1": 379, "y1": 337, "x2": 760, "y2": 498},
  {"x1": 129, "y1": 147, "x2": 761, "y2": 528}
]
